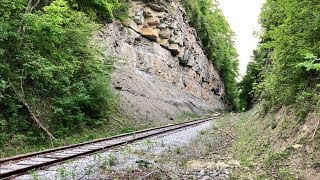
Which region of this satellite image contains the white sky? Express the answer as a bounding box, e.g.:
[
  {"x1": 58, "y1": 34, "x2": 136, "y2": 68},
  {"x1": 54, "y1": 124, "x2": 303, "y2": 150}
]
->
[{"x1": 219, "y1": 0, "x2": 266, "y2": 76}]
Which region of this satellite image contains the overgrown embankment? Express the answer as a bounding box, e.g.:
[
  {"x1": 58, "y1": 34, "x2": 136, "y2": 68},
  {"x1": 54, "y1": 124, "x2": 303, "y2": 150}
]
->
[
  {"x1": 235, "y1": 0, "x2": 320, "y2": 178},
  {"x1": 0, "y1": 0, "x2": 128, "y2": 157},
  {"x1": 230, "y1": 104, "x2": 320, "y2": 179},
  {"x1": 236, "y1": 1, "x2": 320, "y2": 177},
  {"x1": 179, "y1": 106, "x2": 320, "y2": 179}
]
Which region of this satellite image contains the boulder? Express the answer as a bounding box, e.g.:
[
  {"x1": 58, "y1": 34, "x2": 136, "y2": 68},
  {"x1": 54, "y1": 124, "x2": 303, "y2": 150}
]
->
[
  {"x1": 180, "y1": 48, "x2": 190, "y2": 66},
  {"x1": 159, "y1": 39, "x2": 169, "y2": 48},
  {"x1": 292, "y1": 144, "x2": 303, "y2": 149},
  {"x1": 147, "y1": 3, "x2": 166, "y2": 12},
  {"x1": 213, "y1": 86, "x2": 221, "y2": 96},
  {"x1": 169, "y1": 22, "x2": 178, "y2": 29},
  {"x1": 201, "y1": 88, "x2": 209, "y2": 100},
  {"x1": 140, "y1": 27, "x2": 159, "y2": 41},
  {"x1": 192, "y1": 63, "x2": 200, "y2": 73},
  {"x1": 169, "y1": 36, "x2": 183, "y2": 46},
  {"x1": 168, "y1": 43, "x2": 180, "y2": 56},
  {"x1": 133, "y1": 15, "x2": 144, "y2": 25},
  {"x1": 123, "y1": 19, "x2": 138, "y2": 32},
  {"x1": 160, "y1": 16, "x2": 168, "y2": 23},
  {"x1": 177, "y1": 37, "x2": 184, "y2": 46},
  {"x1": 143, "y1": 7, "x2": 153, "y2": 18},
  {"x1": 145, "y1": 16, "x2": 160, "y2": 26},
  {"x1": 157, "y1": 23, "x2": 167, "y2": 29},
  {"x1": 173, "y1": 29, "x2": 179, "y2": 35},
  {"x1": 159, "y1": 28, "x2": 171, "y2": 39},
  {"x1": 209, "y1": 81, "x2": 216, "y2": 91},
  {"x1": 187, "y1": 53, "x2": 195, "y2": 67},
  {"x1": 137, "y1": 25, "x2": 144, "y2": 31},
  {"x1": 166, "y1": 17, "x2": 174, "y2": 24},
  {"x1": 202, "y1": 72, "x2": 212, "y2": 83}
]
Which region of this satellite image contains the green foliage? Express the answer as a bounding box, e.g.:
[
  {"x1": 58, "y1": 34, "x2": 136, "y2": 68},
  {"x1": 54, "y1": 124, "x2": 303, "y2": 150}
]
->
[
  {"x1": 239, "y1": 48, "x2": 268, "y2": 111},
  {"x1": 181, "y1": 0, "x2": 239, "y2": 110},
  {"x1": 0, "y1": 0, "x2": 122, "y2": 149},
  {"x1": 240, "y1": 0, "x2": 320, "y2": 111},
  {"x1": 264, "y1": 147, "x2": 293, "y2": 168},
  {"x1": 106, "y1": 153, "x2": 118, "y2": 166},
  {"x1": 297, "y1": 53, "x2": 320, "y2": 71},
  {"x1": 67, "y1": 0, "x2": 129, "y2": 21}
]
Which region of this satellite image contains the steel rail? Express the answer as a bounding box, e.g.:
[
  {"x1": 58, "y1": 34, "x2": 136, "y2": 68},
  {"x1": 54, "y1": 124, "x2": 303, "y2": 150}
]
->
[{"x1": 0, "y1": 118, "x2": 213, "y2": 179}]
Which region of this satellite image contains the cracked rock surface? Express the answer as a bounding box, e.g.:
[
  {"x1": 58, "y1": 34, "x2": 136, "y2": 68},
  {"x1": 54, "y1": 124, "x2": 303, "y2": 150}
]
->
[{"x1": 94, "y1": 0, "x2": 226, "y2": 124}]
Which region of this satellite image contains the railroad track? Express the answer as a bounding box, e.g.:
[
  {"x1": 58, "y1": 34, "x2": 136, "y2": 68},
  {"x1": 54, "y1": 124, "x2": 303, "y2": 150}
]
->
[{"x1": 0, "y1": 118, "x2": 213, "y2": 179}]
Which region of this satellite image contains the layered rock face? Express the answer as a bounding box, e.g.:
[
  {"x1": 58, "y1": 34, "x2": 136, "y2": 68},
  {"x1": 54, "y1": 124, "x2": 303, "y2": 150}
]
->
[{"x1": 95, "y1": 0, "x2": 226, "y2": 123}]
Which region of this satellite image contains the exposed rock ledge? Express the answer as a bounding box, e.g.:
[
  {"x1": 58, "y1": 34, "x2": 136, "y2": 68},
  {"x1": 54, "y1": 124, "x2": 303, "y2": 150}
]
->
[{"x1": 94, "y1": 0, "x2": 226, "y2": 123}]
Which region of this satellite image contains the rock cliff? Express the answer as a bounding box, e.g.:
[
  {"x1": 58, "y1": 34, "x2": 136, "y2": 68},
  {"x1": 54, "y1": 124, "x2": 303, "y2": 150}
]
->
[{"x1": 94, "y1": 0, "x2": 226, "y2": 123}]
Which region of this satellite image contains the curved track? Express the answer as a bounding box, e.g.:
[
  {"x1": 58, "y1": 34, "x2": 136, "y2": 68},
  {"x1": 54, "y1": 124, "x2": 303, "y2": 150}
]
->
[{"x1": 0, "y1": 118, "x2": 213, "y2": 179}]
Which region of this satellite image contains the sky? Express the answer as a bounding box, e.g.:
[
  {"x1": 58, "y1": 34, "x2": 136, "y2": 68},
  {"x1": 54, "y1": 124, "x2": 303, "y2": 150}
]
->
[{"x1": 219, "y1": 0, "x2": 266, "y2": 76}]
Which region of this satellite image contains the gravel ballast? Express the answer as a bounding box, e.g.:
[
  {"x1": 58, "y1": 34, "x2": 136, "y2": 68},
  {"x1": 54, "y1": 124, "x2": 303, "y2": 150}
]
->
[{"x1": 17, "y1": 121, "x2": 213, "y2": 180}]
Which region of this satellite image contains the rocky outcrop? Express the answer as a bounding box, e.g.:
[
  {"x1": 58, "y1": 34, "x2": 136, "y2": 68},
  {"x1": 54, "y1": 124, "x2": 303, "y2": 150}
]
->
[{"x1": 94, "y1": 0, "x2": 226, "y2": 123}]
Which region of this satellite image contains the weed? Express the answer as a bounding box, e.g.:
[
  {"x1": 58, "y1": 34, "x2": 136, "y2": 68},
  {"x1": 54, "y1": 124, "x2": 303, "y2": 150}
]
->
[
  {"x1": 174, "y1": 146, "x2": 182, "y2": 155},
  {"x1": 277, "y1": 167, "x2": 295, "y2": 179},
  {"x1": 136, "y1": 160, "x2": 151, "y2": 168},
  {"x1": 101, "y1": 160, "x2": 109, "y2": 169},
  {"x1": 107, "y1": 153, "x2": 118, "y2": 166},
  {"x1": 172, "y1": 176, "x2": 179, "y2": 180},
  {"x1": 264, "y1": 147, "x2": 293, "y2": 169},
  {"x1": 120, "y1": 144, "x2": 132, "y2": 158},
  {"x1": 311, "y1": 152, "x2": 320, "y2": 168},
  {"x1": 133, "y1": 149, "x2": 146, "y2": 156},
  {"x1": 239, "y1": 155, "x2": 254, "y2": 168},
  {"x1": 30, "y1": 170, "x2": 39, "y2": 180},
  {"x1": 176, "y1": 112, "x2": 201, "y2": 122},
  {"x1": 84, "y1": 164, "x2": 94, "y2": 176},
  {"x1": 199, "y1": 130, "x2": 206, "y2": 135},
  {"x1": 125, "y1": 145, "x2": 132, "y2": 155},
  {"x1": 160, "y1": 139, "x2": 165, "y2": 147},
  {"x1": 144, "y1": 139, "x2": 155, "y2": 150},
  {"x1": 57, "y1": 167, "x2": 68, "y2": 180},
  {"x1": 271, "y1": 118, "x2": 277, "y2": 130},
  {"x1": 70, "y1": 167, "x2": 77, "y2": 180}
]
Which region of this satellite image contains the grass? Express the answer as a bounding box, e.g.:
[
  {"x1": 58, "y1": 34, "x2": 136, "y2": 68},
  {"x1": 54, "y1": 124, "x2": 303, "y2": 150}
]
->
[
  {"x1": 106, "y1": 153, "x2": 118, "y2": 167},
  {"x1": 264, "y1": 147, "x2": 293, "y2": 169},
  {"x1": 229, "y1": 104, "x2": 314, "y2": 179},
  {"x1": 174, "y1": 146, "x2": 182, "y2": 155},
  {"x1": 175, "y1": 112, "x2": 202, "y2": 122},
  {"x1": 57, "y1": 167, "x2": 67, "y2": 180}
]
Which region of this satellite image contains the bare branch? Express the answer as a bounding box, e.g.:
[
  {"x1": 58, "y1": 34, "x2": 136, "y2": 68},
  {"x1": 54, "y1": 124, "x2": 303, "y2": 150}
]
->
[
  {"x1": 30, "y1": 0, "x2": 41, "y2": 12},
  {"x1": 312, "y1": 118, "x2": 320, "y2": 141},
  {"x1": 9, "y1": 79, "x2": 56, "y2": 140}
]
